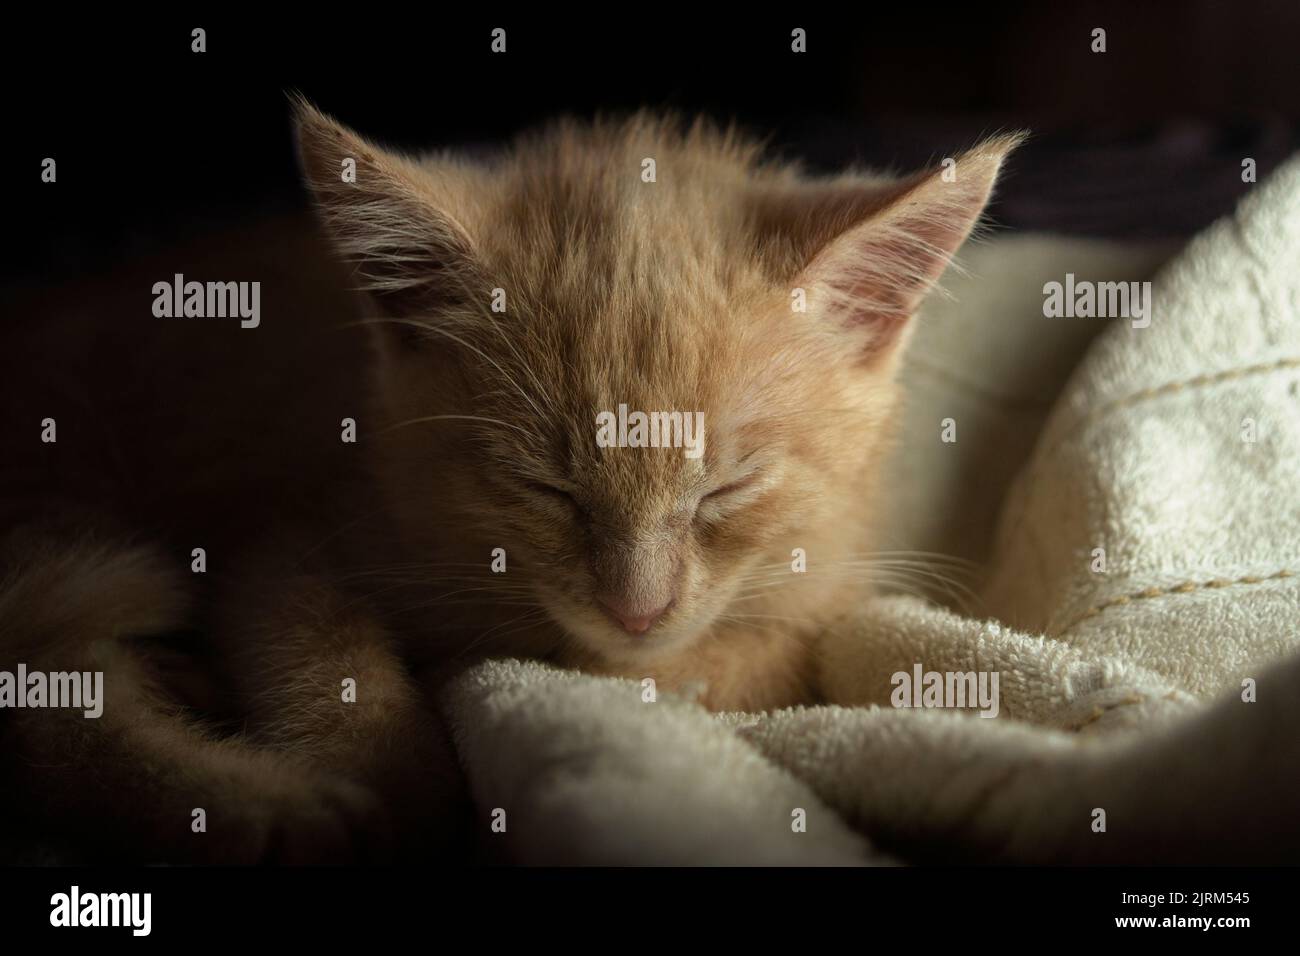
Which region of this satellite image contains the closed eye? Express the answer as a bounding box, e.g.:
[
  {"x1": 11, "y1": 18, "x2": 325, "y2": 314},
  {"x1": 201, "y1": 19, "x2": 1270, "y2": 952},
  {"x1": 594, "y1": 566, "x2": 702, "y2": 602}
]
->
[
  {"x1": 702, "y1": 477, "x2": 756, "y2": 501},
  {"x1": 526, "y1": 480, "x2": 581, "y2": 510}
]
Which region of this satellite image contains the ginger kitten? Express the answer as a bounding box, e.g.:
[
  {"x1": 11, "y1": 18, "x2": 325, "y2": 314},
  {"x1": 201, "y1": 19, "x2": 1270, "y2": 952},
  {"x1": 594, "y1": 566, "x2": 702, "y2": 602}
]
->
[
  {"x1": 294, "y1": 103, "x2": 1020, "y2": 706},
  {"x1": 0, "y1": 102, "x2": 1019, "y2": 862}
]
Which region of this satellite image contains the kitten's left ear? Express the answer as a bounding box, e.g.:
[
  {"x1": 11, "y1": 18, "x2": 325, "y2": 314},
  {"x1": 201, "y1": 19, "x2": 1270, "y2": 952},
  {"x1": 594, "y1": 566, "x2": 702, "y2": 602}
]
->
[
  {"x1": 797, "y1": 133, "x2": 1025, "y2": 362},
  {"x1": 292, "y1": 95, "x2": 481, "y2": 319}
]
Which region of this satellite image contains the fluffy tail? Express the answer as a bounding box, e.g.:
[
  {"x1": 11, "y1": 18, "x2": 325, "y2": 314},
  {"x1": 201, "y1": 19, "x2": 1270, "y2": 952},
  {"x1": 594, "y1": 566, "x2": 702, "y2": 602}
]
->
[
  {"x1": 0, "y1": 526, "x2": 383, "y2": 864},
  {"x1": 0, "y1": 525, "x2": 192, "y2": 663}
]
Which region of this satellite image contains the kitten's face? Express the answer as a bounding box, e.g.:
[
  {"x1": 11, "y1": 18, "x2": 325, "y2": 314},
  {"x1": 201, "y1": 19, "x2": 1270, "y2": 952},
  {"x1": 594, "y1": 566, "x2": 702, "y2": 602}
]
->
[
  {"x1": 296, "y1": 104, "x2": 1017, "y2": 667},
  {"x1": 376, "y1": 268, "x2": 892, "y2": 666}
]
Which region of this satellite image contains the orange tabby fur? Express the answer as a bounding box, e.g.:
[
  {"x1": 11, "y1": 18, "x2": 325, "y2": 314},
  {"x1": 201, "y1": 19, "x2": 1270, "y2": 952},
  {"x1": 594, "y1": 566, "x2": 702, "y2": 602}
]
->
[{"x1": 0, "y1": 103, "x2": 1018, "y2": 861}]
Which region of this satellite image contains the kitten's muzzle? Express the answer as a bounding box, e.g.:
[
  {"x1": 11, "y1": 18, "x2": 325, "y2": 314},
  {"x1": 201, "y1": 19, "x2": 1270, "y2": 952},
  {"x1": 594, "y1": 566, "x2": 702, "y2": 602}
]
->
[{"x1": 596, "y1": 594, "x2": 675, "y2": 635}]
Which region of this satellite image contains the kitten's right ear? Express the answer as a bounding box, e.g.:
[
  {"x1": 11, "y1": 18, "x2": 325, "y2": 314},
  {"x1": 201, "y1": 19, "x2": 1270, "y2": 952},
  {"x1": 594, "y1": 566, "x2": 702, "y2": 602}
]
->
[
  {"x1": 754, "y1": 133, "x2": 1024, "y2": 365},
  {"x1": 292, "y1": 96, "x2": 480, "y2": 321}
]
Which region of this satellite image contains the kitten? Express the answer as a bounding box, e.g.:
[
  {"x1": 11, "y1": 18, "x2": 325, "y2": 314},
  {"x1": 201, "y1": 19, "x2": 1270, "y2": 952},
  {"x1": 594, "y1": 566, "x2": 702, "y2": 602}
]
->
[{"x1": 0, "y1": 101, "x2": 1019, "y2": 862}]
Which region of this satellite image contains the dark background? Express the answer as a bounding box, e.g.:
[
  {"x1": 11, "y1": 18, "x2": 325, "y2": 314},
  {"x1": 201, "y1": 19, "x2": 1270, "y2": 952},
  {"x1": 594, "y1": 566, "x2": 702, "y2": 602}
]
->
[{"x1": 6, "y1": 2, "x2": 1300, "y2": 284}]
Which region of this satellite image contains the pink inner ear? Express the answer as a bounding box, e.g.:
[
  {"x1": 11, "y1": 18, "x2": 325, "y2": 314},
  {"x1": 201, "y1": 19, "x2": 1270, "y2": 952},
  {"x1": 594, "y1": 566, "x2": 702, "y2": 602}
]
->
[
  {"x1": 829, "y1": 231, "x2": 943, "y2": 320},
  {"x1": 793, "y1": 135, "x2": 1019, "y2": 359},
  {"x1": 802, "y1": 178, "x2": 1001, "y2": 356},
  {"x1": 806, "y1": 221, "x2": 959, "y2": 355}
]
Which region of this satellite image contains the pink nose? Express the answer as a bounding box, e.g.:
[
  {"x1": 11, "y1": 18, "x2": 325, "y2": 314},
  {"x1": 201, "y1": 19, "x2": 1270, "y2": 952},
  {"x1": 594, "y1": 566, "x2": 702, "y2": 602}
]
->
[{"x1": 597, "y1": 596, "x2": 672, "y2": 635}]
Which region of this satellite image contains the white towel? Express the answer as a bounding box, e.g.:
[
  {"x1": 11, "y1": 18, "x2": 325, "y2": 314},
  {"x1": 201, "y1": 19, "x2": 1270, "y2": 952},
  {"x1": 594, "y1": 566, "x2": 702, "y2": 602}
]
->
[{"x1": 435, "y1": 156, "x2": 1300, "y2": 864}]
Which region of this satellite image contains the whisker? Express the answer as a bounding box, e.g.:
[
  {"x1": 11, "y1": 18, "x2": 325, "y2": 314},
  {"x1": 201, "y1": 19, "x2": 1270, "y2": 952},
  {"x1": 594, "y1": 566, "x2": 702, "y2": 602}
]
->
[
  {"x1": 371, "y1": 413, "x2": 535, "y2": 440},
  {"x1": 349, "y1": 317, "x2": 551, "y2": 424}
]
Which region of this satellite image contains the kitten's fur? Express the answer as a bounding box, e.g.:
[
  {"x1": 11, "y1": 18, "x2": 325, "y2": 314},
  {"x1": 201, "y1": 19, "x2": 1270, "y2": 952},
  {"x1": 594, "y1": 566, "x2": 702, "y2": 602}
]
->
[{"x1": 0, "y1": 102, "x2": 1019, "y2": 862}]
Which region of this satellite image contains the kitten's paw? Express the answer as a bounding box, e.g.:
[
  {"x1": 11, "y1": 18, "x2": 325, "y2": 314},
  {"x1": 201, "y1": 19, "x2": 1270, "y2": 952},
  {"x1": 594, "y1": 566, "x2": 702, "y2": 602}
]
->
[
  {"x1": 263, "y1": 774, "x2": 393, "y2": 865},
  {"x1": 214, "y1": 772, "x2": 392, "y2": 865}
]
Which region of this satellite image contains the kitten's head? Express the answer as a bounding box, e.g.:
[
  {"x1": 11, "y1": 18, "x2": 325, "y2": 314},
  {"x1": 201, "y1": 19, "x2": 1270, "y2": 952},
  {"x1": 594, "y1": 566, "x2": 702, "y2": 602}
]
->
[{"x1": 295, "y1": 100, "x2": 1020, "y2": 666}]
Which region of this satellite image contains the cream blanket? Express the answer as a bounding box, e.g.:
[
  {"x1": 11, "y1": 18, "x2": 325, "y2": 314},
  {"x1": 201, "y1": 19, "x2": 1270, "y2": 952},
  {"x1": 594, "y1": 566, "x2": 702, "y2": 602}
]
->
[{"x1": 438, "y1": 158, "x2": 1300, "y2": 865}]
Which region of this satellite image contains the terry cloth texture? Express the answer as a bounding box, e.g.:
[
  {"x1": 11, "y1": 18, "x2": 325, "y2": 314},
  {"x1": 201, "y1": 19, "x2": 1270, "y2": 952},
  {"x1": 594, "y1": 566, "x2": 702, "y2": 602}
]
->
[{"x1": 436, "y1": 157, "x2": 1300, "y2": 865}]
